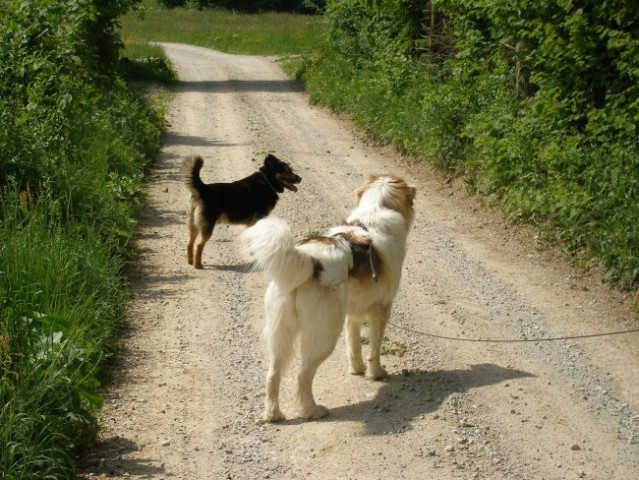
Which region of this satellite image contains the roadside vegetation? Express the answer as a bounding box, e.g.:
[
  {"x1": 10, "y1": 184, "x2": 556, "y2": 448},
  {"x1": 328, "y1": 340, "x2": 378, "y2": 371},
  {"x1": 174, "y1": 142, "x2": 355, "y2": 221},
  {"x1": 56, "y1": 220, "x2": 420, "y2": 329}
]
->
[
  {"x1": 299, "y1": 0, "x2": 638, "y2": 289},
  {"x1": 0, "y1": 1, "x2": 316, "y2": 478},
  {"x1": 0, "y1": 1, "x2": 174, "y2": 478}
]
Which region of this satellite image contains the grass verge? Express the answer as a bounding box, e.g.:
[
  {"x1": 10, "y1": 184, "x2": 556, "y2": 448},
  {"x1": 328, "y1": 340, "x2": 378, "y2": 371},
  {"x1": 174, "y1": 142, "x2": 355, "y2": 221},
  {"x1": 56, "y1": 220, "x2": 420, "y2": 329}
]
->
[{"x1": 122, "y1": 2, "x2": 327, "y2": 55}]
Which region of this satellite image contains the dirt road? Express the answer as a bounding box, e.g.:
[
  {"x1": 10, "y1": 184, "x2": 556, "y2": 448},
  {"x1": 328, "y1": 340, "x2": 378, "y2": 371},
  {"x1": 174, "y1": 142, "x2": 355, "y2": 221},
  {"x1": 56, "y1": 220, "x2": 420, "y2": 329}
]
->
[{"x1": 82, "y1": 43, "x2": 639, "y2": 480}]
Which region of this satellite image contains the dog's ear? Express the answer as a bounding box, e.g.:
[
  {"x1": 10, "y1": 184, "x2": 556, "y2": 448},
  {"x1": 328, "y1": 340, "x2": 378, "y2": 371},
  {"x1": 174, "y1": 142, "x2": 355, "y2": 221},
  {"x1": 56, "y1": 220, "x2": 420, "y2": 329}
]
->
[
  {"x1": 406, "y1": 185, "x2": 416, "y2": 206},
  {"x1": 264, "y1": 154, "x2": 280, "y2": 168},
  {"x1": 354, "y1": 175, "x2": 377, "y2": 202}
]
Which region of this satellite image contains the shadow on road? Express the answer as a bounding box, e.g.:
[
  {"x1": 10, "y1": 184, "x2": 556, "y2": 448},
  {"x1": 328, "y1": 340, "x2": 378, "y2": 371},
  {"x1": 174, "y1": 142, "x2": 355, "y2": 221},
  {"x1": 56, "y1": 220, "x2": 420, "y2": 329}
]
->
[
  {"x1": 177, "y1": 79, "x2": 302, "y2": 94},
  {"x1": 294, "y1": 363, "x2": 534, "y2": 436},
  {"x1": 79, "y1": 436, "x2": 166, "y2": 478}
]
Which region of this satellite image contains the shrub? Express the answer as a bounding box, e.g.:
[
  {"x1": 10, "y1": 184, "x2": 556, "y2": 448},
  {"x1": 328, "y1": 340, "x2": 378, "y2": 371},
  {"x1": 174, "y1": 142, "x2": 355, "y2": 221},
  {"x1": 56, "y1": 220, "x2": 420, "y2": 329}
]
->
[
  {"x1": 304, "y1": 0, "x2": 639, "y2": 288},
  {"x1": 0, "y1": 1, "x2": 163, "y2": 477}
]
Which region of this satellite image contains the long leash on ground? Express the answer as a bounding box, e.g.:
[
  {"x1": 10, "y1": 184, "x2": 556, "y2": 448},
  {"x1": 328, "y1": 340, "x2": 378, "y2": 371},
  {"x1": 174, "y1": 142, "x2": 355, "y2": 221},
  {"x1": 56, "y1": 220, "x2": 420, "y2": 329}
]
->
[
  {"x1": 386, "y1": 320, "x2": 639, "y2": 344},
  {"x1": 364, "y1": 231, "x2": 639, "y2": 344}
]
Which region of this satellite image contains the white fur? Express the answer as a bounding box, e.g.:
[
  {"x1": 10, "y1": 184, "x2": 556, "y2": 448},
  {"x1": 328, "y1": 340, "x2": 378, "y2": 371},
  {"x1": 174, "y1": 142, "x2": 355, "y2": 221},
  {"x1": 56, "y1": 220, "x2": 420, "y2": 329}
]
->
[{"x1": 240, "y1": 175, "x2": 415, "y2": 422}]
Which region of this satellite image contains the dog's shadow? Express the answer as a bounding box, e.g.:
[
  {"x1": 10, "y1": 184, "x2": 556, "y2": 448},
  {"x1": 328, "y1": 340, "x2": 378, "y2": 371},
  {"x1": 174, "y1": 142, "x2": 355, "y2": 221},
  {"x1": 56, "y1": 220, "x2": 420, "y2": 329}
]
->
[
  {"x1": 207, "y1": 262, "x2": 254, "y2": 272},
  {"x1": 308, "y1": 363, "x2": 534, "y2": 435}
]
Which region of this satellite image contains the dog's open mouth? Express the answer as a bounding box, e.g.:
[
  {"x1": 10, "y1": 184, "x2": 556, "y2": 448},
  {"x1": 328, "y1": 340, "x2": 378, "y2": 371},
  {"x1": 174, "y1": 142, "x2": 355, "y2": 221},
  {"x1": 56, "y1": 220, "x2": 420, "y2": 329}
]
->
[{"x1": 283, "y1": 182, "x2": 299, "y2": 192}]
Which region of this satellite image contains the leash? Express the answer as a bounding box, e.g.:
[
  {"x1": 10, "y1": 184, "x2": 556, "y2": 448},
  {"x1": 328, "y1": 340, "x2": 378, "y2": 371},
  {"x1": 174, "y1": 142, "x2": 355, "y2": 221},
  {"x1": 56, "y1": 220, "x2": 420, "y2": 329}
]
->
[
  {"x1": 355, "y1": 223, "x2": 639, "y2": 344},
  {"x1": 358, "y1": 223, "x2": 379, "y2": 282},
  {"x1": 261, "y1": 171, "x2": 279, "y2": 195},
  {"x1": 386, "y1": 321, "x2": 639, "y2": 344}
]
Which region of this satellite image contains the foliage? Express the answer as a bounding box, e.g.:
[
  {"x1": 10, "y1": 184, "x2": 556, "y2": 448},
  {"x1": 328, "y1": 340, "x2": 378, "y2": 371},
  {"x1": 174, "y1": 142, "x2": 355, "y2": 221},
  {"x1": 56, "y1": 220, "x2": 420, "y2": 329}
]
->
[
  {"x1": 0, "y1": 0, "x2": 163, "y2": 478},
  {"x1": 120, "y1": 54, "x2": 179, "y2": 84},
  {"x1": 0, "y1": 208, "x2": 127, "y2": 479},
  {"x1": 303, "y1": 0, "x2": 639, "y2": 288}
]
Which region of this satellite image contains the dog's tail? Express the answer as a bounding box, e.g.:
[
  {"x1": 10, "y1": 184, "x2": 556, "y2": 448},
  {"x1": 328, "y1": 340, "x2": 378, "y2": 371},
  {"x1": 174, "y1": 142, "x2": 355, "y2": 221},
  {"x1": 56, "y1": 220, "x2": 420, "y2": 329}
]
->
[
  {"x1": 240, "y1": 217, "x2": 354, "y2": 292},
  {"x1": 239, "y1": 217, "x2": 316, "y2": 291},
  {"x1": 182, "y1": 155, "x2": 205, "y2": 198}
]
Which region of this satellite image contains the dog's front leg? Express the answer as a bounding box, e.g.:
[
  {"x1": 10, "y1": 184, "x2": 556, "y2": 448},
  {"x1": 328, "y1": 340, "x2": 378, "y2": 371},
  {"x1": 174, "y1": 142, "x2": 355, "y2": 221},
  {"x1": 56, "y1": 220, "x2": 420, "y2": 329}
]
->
[{"x1": 366, "y1": 303, "x2": 391, "y2": 380}]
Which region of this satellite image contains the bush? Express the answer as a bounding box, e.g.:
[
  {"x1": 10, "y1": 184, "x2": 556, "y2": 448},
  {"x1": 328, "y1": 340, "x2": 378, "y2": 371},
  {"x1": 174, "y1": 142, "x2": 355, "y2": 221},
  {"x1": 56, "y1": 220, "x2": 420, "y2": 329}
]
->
[
  {"x1": 0, "y1": 209, "x2": 126, "y2": 479},
  {"x1": 0, "y1": 1, "x2": 163, "y2": 478},
  {"x1": 303, "y1": 0, "x2": 639, "y2": 288}
]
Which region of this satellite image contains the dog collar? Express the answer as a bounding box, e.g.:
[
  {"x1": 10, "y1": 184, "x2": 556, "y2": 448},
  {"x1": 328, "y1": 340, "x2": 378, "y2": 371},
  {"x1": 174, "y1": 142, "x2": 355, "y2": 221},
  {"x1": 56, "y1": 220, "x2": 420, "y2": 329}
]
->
[{"x1": 261, "y1": 171, "x2": 279, "y2": 195}]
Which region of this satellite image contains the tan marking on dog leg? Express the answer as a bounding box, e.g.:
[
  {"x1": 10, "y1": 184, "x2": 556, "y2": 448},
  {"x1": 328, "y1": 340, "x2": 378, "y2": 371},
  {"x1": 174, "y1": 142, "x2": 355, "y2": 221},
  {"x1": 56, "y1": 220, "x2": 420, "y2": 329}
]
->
[
  {"x1": 194, "y1": 228, "x2": 212, "y2": 269},
  {"x1": 186, "y1": 207, "x2": 197, "y2": 265},
  {"x1": 187, "y1": 225, "x2": 198, "y2": 265}
]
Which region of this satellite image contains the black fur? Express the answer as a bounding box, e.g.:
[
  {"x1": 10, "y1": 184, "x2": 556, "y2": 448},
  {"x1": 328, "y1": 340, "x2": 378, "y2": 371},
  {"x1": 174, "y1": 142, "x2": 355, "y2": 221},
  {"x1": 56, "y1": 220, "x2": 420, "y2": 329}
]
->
[{"x1": 182, "y1": 154, "x2": 301, "y2": 268}]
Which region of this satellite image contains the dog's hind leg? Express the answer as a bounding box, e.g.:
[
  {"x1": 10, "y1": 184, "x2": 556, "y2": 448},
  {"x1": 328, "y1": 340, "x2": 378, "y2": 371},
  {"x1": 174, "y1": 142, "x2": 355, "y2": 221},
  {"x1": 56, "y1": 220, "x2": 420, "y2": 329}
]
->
[
  {"x1": 366, "y1": 303, "x2": 391, "y2": 380},
  {"x1": 193, "y1": 225, "x2": 213, "y2": 269},
  {"x1": 186, "y1": 207, "x2": 197, "y2": 266},
  {"x1": 345, "y1": 315, "x2": 366, "y2": 375},
  {"x1": 296, "y1": 286, "x2": 345, "y2": 420},
  {"x1": 264, "y1": 353, "x2": 287, "y2": 423},
  {"x1": 297, "y1": 343, "x2": 334, "y2": 420},
  {"x1": 296, "y1": 336, "x2": 336, "y2": 420},
  {"x1": 263, "y1": 284, "x2": 297, "y2": 423},
  {"x1": 187, "y1": 223, "x2": 198, "y2": 266}
]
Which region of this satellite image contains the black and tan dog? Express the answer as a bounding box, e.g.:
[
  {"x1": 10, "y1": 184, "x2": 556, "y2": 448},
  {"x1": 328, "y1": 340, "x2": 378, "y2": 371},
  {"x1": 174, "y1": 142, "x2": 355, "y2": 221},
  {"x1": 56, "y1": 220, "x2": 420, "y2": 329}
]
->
[{"x1": 182, "y1": 154, "x2": 301, "y2": 269}]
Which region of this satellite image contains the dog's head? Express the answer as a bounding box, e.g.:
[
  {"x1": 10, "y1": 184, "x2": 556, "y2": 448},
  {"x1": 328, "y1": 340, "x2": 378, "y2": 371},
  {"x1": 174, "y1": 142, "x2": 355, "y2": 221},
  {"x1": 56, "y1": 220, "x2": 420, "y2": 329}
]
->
[
  {"x1": 354, "y1": 175, "x2": 416, "y2": 225},
  {"x1": 261, "y1": 154, "x2": 302, "y2": 193}
]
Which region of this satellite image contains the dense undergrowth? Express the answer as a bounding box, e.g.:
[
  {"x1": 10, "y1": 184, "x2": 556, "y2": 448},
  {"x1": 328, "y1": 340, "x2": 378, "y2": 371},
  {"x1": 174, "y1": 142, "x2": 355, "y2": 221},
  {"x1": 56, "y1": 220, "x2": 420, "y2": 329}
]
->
[
  {"x1": 300, "y1": 0, "x2": 639, "y2": 289},
  {"x1": 0, "y1": 1, "x2": 173, "y2": 478}
]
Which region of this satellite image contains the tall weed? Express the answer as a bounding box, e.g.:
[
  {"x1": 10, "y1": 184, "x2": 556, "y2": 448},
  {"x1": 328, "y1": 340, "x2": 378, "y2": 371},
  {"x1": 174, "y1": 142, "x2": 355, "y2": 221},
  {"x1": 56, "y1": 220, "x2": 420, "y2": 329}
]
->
[{"x1": 0, "y1": 202, "x2": 128, "y2": 478}]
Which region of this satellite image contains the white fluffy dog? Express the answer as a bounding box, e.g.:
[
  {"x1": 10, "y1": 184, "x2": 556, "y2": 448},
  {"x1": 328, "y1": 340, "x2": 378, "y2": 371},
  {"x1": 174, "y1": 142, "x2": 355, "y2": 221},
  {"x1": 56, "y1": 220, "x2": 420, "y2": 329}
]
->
[{"x1": 240, "y1": 175, "x2": 416, "y2": 422}]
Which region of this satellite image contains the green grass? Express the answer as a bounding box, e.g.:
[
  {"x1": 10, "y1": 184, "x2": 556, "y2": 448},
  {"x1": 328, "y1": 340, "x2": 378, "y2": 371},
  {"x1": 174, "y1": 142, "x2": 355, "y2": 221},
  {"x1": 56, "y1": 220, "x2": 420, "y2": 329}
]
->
[
  {"x1": 1, "y1": 3, "x2": 165, "y2": 476},
  {"x1": 121, "y1": 42, "x2": 179, "y2": 85},
  {"x1": 0, "y1": 203, "x2": 129, "y2": 479},
  {"x1": 122, "y1": 2, "x2": 327, "y2": 55}
]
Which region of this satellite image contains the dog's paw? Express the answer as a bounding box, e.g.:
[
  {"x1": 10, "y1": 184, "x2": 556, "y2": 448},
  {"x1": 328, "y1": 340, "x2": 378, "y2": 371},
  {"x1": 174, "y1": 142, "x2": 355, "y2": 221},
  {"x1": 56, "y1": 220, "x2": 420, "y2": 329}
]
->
[
  {"x1": 366, "y1": 365, "x2": 388, "y2": 381},
  {"x1": 263, "y1": 410, "x2": 286, "y2": 423},
  {"x1": 349, "y1": 361, "x2": 366, "y2": 376},
  {"x1": 302, "y1": 404, "x2": 329, "y2": 421}
]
